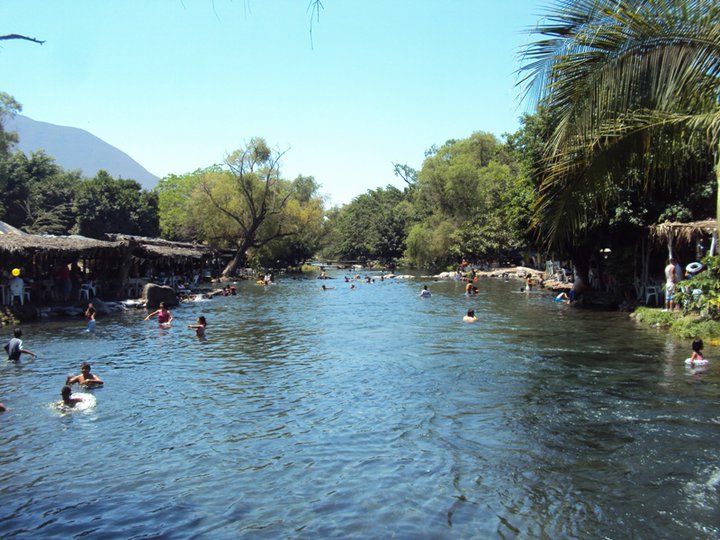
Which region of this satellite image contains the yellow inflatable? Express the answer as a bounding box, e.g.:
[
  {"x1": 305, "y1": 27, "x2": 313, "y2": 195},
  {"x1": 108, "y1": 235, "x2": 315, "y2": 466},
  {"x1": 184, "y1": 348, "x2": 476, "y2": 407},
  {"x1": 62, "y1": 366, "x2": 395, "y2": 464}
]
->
[{"x1": 11, "y1": 268, "x2": 20, "y2": 277}]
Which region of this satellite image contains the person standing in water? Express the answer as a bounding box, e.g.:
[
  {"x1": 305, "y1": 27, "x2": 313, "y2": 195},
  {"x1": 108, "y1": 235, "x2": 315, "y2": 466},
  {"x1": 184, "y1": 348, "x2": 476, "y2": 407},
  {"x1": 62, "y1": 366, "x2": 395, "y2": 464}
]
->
[
  {"x1": 85, "y1": 302, "x2": 97, "y2": 332},
  {"x1": 5, "y1": 328, "x2": 36, "y2": 361},
  {"x1": 420, "y1": 285, "x2": 431, "y2": 297},
  {"x1": 188, "y1": 316, "x2": 207, "y2": 337},
  {"x1": 463, "y1": 309, "x2": 478, "y2": 323},
  {"x1": 144, "y1": 302, "x2": 173, "y2": 325}
]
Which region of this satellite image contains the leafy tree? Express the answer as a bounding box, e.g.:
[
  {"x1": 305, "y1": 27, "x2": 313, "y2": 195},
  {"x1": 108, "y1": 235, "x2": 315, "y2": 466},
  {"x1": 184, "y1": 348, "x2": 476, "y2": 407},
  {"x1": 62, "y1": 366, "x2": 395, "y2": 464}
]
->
[
  {"x1": 0, "y1": 92, "x2": 21, "y2": 157},
  {"x1": 331, "y1": 185, "x2": 412, "y2": 263},
  {"x1": 197, "y1": 138, "x2": 301, "y2": 276},
  {"x1": 519, "y1": 0, "x2": 720, "y2": 246},
  {"x1": 156, "y1": 171, "x2": 203, "y2": 241},
  {"x1": 73, "y1": 171, "x2": 159, "y2": 238}
]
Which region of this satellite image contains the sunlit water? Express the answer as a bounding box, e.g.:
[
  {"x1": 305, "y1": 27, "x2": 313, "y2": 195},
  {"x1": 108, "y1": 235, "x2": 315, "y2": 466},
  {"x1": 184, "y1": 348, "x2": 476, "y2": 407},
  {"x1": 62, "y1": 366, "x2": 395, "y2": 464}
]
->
[{"x1": 1, "y1": 274, "x2": 718, "y2": 539}]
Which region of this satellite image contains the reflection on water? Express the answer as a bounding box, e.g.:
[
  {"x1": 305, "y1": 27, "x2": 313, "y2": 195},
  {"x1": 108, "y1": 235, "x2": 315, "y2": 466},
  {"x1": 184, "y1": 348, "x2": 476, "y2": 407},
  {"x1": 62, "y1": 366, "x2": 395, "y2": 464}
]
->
[{"x1": 0, "y1": 275, "x2": 718, "y2": 538}]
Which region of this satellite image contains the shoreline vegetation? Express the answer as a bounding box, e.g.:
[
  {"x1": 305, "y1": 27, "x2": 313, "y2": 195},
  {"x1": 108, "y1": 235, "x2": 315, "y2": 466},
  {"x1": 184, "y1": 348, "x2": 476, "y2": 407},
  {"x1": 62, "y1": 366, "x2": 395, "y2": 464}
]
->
[{"x1": 632, "y1": 307, "x2": 720, "y2": 342}]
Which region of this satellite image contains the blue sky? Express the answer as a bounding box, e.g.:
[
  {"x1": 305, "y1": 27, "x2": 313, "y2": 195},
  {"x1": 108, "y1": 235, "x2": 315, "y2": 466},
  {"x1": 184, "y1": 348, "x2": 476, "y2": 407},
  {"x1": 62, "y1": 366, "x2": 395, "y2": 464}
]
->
[{"x1": 1, "y1": 0, "x2": 546, "y2": 206}]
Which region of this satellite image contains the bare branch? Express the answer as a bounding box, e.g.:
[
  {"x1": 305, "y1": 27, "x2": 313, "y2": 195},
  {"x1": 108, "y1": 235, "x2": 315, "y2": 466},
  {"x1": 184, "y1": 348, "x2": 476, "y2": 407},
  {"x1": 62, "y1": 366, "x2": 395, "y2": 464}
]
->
[{"x1": 0, "y1": 34, "x2": 45, "y2": 45}]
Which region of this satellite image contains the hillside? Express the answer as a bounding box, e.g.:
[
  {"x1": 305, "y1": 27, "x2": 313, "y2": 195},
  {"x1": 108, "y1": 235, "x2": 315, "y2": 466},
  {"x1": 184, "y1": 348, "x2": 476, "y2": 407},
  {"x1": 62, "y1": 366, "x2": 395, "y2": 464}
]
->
[{"x1": 5, "y1": 114, "x2": 159, "y2": 190}]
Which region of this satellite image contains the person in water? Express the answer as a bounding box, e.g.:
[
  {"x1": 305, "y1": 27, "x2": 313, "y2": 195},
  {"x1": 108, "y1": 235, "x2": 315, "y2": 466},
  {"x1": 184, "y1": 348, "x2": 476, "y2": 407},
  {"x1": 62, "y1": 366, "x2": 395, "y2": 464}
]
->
[
  {"x1": 188, "y1": 316, "x2": 207, "y2": 337},
  {"x1": 5, "y1": 328, "x2": 36, "y2": 361},
  {"x1": 144, "y1": 302, "x2": 174, "y2": 325},
  {"x1": 85, "y1": 302, "x2": 97, "y2": 332},
  {"x1": 689, "y1": 339, "x2": 705, "y2": 364},
  {"x1": 66, "y1": 362, "x2": 104, "y2": 387},
  {"x1": 321, "y1": 285, "x2": 335, "y2": 291},
  {"x1": 463, "y1": 309, "x2": 478, "y2": 323},
  {"x1": 59, "y1": 385, "x2": 84, "y2": 407},
  {"x1": 419, "y1": 285, "x2": 431, "y2": 297}
]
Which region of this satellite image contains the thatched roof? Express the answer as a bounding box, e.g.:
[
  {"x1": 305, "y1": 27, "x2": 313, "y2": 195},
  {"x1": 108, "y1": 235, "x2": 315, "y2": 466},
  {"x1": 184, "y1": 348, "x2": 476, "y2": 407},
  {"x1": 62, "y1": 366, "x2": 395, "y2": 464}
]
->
[
  {"x1": 0, "y1": 232, "x2": 122, "y2": 258},
  {"x1": 107, "y1": 234, "x2": 212, "y2": 260},
  {"x1": 649, "y1": 220, "x2": 717, "y2": 244},
  {"x1": 0, "y1": 228, "x2": 213, "y2": 263}
]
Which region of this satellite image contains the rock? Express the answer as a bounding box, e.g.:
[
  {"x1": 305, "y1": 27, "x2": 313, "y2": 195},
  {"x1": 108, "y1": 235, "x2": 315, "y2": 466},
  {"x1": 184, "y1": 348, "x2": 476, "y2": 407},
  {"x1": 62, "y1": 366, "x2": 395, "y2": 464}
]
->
[{"x1": 142, "y1": 284, "x2": 178, "y2": 309}]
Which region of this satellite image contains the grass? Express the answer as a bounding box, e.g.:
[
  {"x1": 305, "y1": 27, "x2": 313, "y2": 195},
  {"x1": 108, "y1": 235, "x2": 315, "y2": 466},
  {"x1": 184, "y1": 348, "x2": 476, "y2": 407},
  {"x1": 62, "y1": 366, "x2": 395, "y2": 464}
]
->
[{"x1": 632, "y1": 306, "x2": 720, "y2": 340}]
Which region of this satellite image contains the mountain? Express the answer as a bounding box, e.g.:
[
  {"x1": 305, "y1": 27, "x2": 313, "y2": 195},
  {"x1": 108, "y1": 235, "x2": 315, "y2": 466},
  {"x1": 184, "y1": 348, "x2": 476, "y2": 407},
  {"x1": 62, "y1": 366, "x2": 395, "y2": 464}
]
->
[{"x1": 4, "y1": 114, "x2": 160, "y2": 190}]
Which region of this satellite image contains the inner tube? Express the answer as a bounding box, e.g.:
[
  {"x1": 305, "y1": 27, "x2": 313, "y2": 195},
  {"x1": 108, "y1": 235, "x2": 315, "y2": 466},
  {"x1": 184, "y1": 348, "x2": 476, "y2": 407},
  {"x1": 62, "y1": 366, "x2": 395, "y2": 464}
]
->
[
  {"x1": 685, "y1": 357, "x2": 709, "y2": 366},
  {"x1": 686, "y1": 262, "x2": 703, "y2": 274}
]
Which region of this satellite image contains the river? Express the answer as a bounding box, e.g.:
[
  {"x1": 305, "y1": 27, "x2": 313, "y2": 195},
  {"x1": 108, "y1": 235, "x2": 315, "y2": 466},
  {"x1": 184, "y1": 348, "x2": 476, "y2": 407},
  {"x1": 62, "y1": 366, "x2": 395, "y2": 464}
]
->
[{"x1": 0, "y1": 273, "x2": 718, "y2": 538}]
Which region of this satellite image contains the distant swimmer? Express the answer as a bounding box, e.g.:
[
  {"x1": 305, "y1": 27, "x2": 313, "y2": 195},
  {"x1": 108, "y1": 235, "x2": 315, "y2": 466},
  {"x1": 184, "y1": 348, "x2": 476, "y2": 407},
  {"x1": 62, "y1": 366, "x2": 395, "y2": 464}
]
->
[
  {"x1": 144, "y1": 302, "x2": 174, "y2": 325},
  {"x1": 463, "y1": 309, "x2": 478, "y2": 323},
  {"x1": 66, "y1": 362, "x2": 104, "y2": 387},
  {"x1": 5, "y1": 328, "x2": 36, "y2": 361},
  {"x1": 59, "y1": 385, "x2": 84, "y2": 408},
  {"x1": 420, "y1": 285, "x2": 431, "y2": 298},
  {"x1": 0, "y1": 402, "x2": 6, "y2": 413},
  {"x1": 321, "y1": 285, "x2": 335, "y2": 291},
  {"x1": 188, "y1": 316, "x2": 207, "y2": 337}
]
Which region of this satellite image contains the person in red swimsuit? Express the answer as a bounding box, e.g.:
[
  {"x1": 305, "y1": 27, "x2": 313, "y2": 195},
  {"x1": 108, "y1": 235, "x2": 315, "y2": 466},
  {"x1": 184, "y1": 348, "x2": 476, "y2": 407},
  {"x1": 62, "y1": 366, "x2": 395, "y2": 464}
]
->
[{"x1": 144, "y1": 302, "x2": 174, "y2": 325}]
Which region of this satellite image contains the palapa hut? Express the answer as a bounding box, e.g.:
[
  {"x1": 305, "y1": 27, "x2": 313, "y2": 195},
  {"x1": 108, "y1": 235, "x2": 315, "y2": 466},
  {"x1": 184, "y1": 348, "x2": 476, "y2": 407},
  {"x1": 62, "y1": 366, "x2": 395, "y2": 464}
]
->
[
  {"x1": 106, "y1": 234, "x2": 214, "y2": 294},
  {"x1": 649, "y1": 219, "x2": 717, "y2": 259},
  {"x1": 0, "y1": 222, "x2": 214, "y2": 304}
]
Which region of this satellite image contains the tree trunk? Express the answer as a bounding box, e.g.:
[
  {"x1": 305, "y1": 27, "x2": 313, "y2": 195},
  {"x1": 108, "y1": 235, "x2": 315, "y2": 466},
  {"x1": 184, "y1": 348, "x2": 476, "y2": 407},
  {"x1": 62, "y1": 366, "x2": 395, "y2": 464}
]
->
[{"x1": 222, "y1": 238, "x2": 254, "y2": 278}]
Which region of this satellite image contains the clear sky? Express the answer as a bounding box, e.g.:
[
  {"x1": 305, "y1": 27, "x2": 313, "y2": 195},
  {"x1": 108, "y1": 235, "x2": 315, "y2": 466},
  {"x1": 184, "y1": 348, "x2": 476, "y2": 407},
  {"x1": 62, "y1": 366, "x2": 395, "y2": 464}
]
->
[{"x1": 1, "y1": 0, "x2": 546, "y2": 206}]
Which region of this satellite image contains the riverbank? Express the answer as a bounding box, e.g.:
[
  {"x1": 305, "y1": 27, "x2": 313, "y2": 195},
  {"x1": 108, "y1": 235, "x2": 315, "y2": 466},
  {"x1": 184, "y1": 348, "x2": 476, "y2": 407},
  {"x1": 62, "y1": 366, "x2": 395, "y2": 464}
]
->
[{"x1": 632, "y1": 306, "x2": 720, "y2": 341}]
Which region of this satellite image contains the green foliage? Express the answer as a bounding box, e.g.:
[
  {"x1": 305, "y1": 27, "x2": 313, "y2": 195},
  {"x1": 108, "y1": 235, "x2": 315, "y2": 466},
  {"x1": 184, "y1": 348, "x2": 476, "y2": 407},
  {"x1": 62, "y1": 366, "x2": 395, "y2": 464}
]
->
[
  {"x1": 405, "y1": 218, "x2": 456, "y2": 269},
  {"x1": 73, "y1": 171, "x2": 159, "y2": 238},
  {"x1": 633, "y1": 306, "x2": 720, "y2": 340},
  {"x1": 0, "y1": 91, "x2": 21, "y2": 157},
  {"x1": 674, "y1": 256, "x2": 720, "y2": 319},
  {"x1": 328, "y1": 185, "x2": 412, "y2": 262},
  {"x1": 519, "y1": 0, "x2": 720, "y2": 247},
  {"x1": 156, "y1": 171, "x2": 204, "y2": 240}
]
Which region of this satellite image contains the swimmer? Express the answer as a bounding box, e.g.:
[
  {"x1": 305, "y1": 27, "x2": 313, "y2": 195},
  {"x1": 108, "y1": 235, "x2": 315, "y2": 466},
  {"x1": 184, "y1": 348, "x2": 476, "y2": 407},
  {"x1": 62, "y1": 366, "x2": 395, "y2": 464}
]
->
[
  {"x1": 0, "y1": 402, "x2": 6, "y2": 413},
  {"x1": 689, "y1": 338, "x2": 705, "y2": 365},
  {"x1": 188, "y1": 316, "x2": 207, "y2": 337},
  {"x1": 555, "y1": 292, "x2": 571, "y2": 304},
  {"x1": 463, "y1": 309, "x2": 478, "y2": 323},
  {"x1": 144, "y1": 302, "x2": 173, "y2": 325},
  {"x1": 321, "y1": 285, "x2": 335, "y2": 291},
  {"x1": 465, "y1": 281, "x2": 473, "y2": 295},
  {"x1": 59, "y1": 385, "x2": 84, "y2": 407},
  {"x1": 419, "y1": 285, "x2": 431, "y2": 297},
  {"x1": 66, "y1": 362, "x2": 104, "y2": 387},
  {"x1": 525, "y1": 274, "x2": 533, "y2": 291}
]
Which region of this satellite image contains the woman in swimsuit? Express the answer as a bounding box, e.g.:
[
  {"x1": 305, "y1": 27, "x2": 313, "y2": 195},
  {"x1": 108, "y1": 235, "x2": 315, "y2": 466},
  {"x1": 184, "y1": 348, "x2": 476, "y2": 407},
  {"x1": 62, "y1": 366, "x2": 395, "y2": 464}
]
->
[
  {"x1": 188, "y1": 316, "x2": 207, "y2": 337},
  {"x1": 144, "y1": 302, "x2": 174, "y2": 325}
]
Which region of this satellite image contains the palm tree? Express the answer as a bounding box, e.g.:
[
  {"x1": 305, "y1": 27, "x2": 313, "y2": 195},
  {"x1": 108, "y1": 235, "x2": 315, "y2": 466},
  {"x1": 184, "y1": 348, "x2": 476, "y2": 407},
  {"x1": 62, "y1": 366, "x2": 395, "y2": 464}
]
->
[{"x1": 519, "y1": 0, "x2": 720, "y2": 247}]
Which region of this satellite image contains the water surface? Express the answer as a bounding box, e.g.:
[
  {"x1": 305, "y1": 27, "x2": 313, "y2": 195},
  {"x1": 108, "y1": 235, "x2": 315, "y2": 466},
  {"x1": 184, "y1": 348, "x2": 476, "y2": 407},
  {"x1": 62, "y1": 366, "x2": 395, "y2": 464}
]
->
[{"x1": 1, "y1": 275, "x2": 718, "y2": 538}]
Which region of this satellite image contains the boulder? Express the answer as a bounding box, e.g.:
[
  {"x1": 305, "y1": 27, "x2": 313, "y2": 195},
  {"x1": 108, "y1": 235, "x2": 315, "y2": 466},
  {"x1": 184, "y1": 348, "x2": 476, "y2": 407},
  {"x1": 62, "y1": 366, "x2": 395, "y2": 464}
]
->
[{"x1": 143, "y1": 284, "x2": 178, "y2": 309}]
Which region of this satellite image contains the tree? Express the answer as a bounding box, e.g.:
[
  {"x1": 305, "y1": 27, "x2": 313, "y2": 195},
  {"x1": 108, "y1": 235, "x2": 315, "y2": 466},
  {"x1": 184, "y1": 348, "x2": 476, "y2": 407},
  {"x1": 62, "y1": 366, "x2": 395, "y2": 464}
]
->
[
  {"x1": 0, "y1": 92, "x2": 21, "y2": 156},
  {"x1": 73, "y1": 171, "x2": 159, "y2": 238},
  {"x1": 519, "y1": 0, "x2": 720, "y2": 246}
]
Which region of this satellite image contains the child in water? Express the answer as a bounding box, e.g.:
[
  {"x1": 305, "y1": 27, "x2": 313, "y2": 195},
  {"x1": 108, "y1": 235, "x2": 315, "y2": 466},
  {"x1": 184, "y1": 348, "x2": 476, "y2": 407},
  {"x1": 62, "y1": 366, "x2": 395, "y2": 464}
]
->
[
  {"x1": 188, "y1": 316, "x2": 207, "y2": 337},
  {"x1": 463, "y1": 309, "x2": 478, "y2": 323},
  {"x1": 59, "y1": 385, "x2": 83, "y2": 407},
  {"x1": 689, "y1": 339, "x2": 705, "y2": 364}
]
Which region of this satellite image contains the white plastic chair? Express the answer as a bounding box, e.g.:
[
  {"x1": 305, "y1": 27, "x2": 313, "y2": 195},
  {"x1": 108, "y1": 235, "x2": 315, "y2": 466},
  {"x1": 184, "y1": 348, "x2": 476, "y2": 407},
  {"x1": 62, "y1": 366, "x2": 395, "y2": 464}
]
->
[
  {"x1": 645, "y1": 284, "x2": 661, "y2": 306},
  {"x1": 79, "y1": 281, "x2": 96, "y2": 300},
  {"x1": 9, "y1": 280, "x2": 30, "y2": 305}
]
